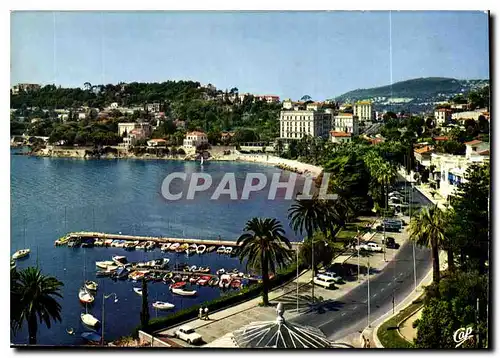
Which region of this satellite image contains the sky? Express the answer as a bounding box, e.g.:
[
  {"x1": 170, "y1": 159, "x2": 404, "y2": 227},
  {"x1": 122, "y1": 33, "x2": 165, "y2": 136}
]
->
[{"x1": 10, "y1": 11, "x2": 490, "y2": 100}]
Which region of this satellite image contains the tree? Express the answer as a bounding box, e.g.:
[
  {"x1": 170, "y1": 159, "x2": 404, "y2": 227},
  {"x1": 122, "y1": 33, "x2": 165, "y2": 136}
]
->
[
  {"x1": 300, "y1": 95, "x2": 312, "y2": 102},
  {"x1": 237, "y1": 218, "x2": 292, "y2": 305},
  {"x1": 11, "y1": 267, "x2": 64, "y2": 345},
  {"x1": 299, "y1": 231, "x2": 336, "y2": 270},
  {"x1": 140, "y1": 278, "x2": 150, "y2": 327},
  {"x1": 409, "y1": 205, "x2": 448, "y2": 284}
]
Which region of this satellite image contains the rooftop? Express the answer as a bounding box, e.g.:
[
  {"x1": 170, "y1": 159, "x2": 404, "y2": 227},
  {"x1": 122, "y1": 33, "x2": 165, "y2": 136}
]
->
[
  {"x1": 414, "y1": 145, "x2": 434, "y2": 154},
  {"x1": 330, "y1": 131, "x2": 352, "y2": 137},
  {"x1": 433, "y1": 136, "x2": 449, "y2": 141},
  {"x1": 464, "y1": 140, "x2": 483, "y2": 146},
  {"x1": 187, "y1": 131, "x2": 207, "y2": 136}
]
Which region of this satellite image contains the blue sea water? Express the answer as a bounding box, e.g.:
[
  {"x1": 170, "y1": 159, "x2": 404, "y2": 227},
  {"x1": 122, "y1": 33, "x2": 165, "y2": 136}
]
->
[{"x1": 10, "y1": 151, "x2": 305, "y2": 345}]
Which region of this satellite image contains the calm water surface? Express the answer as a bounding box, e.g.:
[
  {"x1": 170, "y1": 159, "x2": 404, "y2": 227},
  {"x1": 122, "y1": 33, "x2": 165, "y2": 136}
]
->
[{"x1": 10, "y1": 152, "x2": 305, "y2": 345}]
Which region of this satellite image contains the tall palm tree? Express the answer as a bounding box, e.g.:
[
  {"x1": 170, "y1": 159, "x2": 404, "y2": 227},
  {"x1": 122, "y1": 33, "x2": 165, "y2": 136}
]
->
[
  {"x1": 236, "y1": 218, "x2": 292, "y2": 306},
  {"x1": 11, "y1": 267, "x2": 64, "y2": 345},
  {"x1": 408, "y1": 205, "x2": 448, "y2": 284},
  {"x1": 288, "y1": 195, "x2": 340, "y2": 300}
]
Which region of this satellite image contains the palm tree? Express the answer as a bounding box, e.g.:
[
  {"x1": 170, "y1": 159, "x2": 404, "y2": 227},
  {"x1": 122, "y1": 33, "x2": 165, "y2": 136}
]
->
[
  {"x1": 408, "y1": 205, "x2": 448, "y2": 284},
  {"x1": 288, "y1": 195, "x2": 340, "y2": 300},
  {"x1": 11, "y1": 267, "x2": 64, "y2": 345},
  {"x1": 236, "y1": 218, "x2": 292, "y2": 306}
]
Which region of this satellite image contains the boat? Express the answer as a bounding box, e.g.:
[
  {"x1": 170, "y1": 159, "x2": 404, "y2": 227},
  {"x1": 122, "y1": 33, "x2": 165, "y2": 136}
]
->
[
  {"x1": 189, "y1": 276, "x2": 198, "y2": 284},
  {"x1": 196, "y1": 245, "x2": 206, "y2": 255},
  {"x1": 181, "y1": 275, "x2": 189, "y2": 282},
  {"x1": 170, "y1": 281, "x2": 187, "y2": 289},
  {"x1": 85, "y1": 280, "x2": 98, "y2": 291},
  {"x1": 115, "y1": 267, "x2": 129, "y2": 280},
  {"x1": 171, "y1": 287, "x2": 197, "y2": 296},
  {"x1": 124, "y1": 241, "x2": 138, "y2": 250},
  {"x1": 188, "y1": 243, "x2": 198, "y2": 252},
  {"x1": 231, "y1": 268, "x2": 239, "y2": 274},
  {"x1": 197, "y1": 266, "x2": 210, "y2": 274},
  {"x1": 219, "y1": 274, "x2": 232, "y2": 289},
  {"x1": 230, "y1": 279, "x2": 242, "y2": 289},
  {"x1": 94, "y1": 239, "x2": 104, "y2": 247},
  {"x1": 10, "y1": 260, "x2": 16, "y2": 270},
  {"x1": 158, "y1": 258, "x2": 170, "y2": 269},
  {"x1": 216, "y1": 246, "x2": 225, "y2": 254},
  {"x1": 189, "y1": 265, "x2": 197, "y2": 272},
  {"x1": 104, "y1": 239, "x2": 113, "y2": 247},
  {"x1": 106, "y1": 265, "x2": 118, "y2": 272},
  {"x1": 177, "y1": 243, "x2": 189, "y2": 252},
  {"x1": 129, "y1": 271, "x2": 148, "y2": 281},
  {"x1": 225, "y1": 247, "x2": 233, "y2": 255},
  {"x1": 161, "y1": 243, "x2": 171, "y2": 251},
  {"x1": 12, "y1": 249, "x2": 30, "y2": 260},
  {"x1": 112, "y1": 255, "x2": 127, "y2": 266},
  {"x1": 96, "y1": 270, "x2": 112, "y2": 277},
  {"x1": 152, "y1": 301, "x2": 175, "y2": 310},
  {"x1": 145, "y1": 241, "x2": 156, "y2": 250},
  {"x1": 81, "y1": 332, "x2": 102, "y2": 343},
  {"x1": 95, "y1": 261, "x2": 114, "y2": 270},
  {"x1": 136, "y1": 242, "x2": 147, "y2": 250},
  {"x1": 172, "y1": 274, "x2": 182, "y2": 282},
  {"x1": 169, "y1": 242, "x2": 180, "y2": 251},
  {"x1": 79, "y1": 288, "x2": 94, "y2": 304},
  {"x1": 81, "y1": 313, "x2": 100, "y2": 327},
  {"x1": 133, "y1": 287, "x2": 143, "y2": 296},
  {"x1": 110, "y1": 240, "x2": 120, "y2": 248},
  {"x1": 208, "y1": 276, "x2": 219, "y2": 287},
  {"x1": 206, "y1": 246, "x2": 216, "y2": 253},
  {"x1": 163, "y1": 272, "x2": 173, "y2": 283},
  {"x1": 216, "y1": 268, "x2": 226, "y2": 275},
  {"x1": 197, "y1": 275, "x2": 212, "y2": 286}
]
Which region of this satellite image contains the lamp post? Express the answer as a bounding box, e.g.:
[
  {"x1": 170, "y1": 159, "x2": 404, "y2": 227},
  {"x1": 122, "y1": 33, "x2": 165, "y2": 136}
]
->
[
  {"x1": 101, "y1": 293, "x2": 118, "y2": 346},
  {"x1": 296, "y1": 245, "x2": 299, "y2": 312},
  {"x1": 357, "y1": 230, "x2": 360, "y2": 282},
  {"x1": 311, "y1": 235, "x2": 315, "y2": 303},
  {"x1": 367, "y1": 257, "x2": 371, "y2": 328}
]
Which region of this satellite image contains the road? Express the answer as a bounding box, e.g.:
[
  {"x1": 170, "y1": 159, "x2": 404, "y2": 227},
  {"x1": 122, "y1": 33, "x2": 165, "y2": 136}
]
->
[{"x1": 291, "y1": 185, "x2": 433, "y2": 341}]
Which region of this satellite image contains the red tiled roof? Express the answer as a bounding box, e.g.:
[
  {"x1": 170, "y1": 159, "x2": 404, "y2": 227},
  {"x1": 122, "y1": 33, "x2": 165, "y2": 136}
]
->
[
  {"x1": 330, "y1": 131, "x2": 351, "y2": 137},
  {"x1": 148, "y1": 138, "x2": 167, "y2": 142},
  {"x1": 433, "y1": 136, "x2": 449, "y2": 141},
  {"x1": 478, "y1": 149, "x2": 490, "y2": 155},
  {"x1": 436, "y1": 108, "x2": 452, "y2": 112},
  {"x1": 464, "y1": 140, "x2": 483, "y2": 146},
  {"x1": 414, "y1": 145, "x2": 434, "y2": 154},
  {"x1": 187, "y1": 131, "x2": 207, "y2": 136}
]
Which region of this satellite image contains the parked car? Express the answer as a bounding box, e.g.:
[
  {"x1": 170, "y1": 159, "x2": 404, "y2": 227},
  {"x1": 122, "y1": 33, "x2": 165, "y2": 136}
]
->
[
  {"x1": 317, "y1": 271, "x2": 343, "y2": 283},
  {"x1": 313, "y1": 276, "x2": 336, "y2": 289},
  {"x1": 356, "y1": 242, "x2": 383, "y2": 252},
  {"x1": 175, "y1": 325, "x2": 203, "y2": 345},
  {"x1": 382, "y1": 237, "x2": 400, "y2": 249}
]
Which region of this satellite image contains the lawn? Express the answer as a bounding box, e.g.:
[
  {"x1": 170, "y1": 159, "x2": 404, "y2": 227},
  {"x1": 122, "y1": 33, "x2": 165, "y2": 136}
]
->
[{"x1": 377, "y1": 295, "x2": 425, "y2": 348}]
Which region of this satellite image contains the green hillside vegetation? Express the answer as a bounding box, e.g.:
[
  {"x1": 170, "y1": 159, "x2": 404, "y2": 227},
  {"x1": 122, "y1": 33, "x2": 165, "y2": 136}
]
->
[{"x1": 336, "y1": 77, "x2": 488, "y2": 101}]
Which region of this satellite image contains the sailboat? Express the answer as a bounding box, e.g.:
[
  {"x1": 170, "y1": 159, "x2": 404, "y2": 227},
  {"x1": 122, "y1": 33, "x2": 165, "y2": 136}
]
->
[
  {"x1": 200, "y1": 156, "x2": 204, "y2": 165},
  {"x1": 81, "y1": 313, "x2": 100, "y2": 328}
]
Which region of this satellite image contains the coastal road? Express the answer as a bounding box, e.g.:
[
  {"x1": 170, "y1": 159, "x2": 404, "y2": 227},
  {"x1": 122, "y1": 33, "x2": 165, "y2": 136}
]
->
[{"x1": 290, "y1": 240, "x2": 432, "y2": 341}]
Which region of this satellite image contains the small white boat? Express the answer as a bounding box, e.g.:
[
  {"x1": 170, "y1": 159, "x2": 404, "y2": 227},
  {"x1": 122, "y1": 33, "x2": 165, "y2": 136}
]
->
[
  {"x1": 196, "y1": 245, "x2": 206, "y2": 255},
  {"x1": 95, "y1": 261, "x2": 114, "y2": 270},
  {"x1": 79, "y1": 288, "x2": 94, "y2": 304},
  {"x1": 161, "y1": 243, "x2": 171, "y2": 251},
  {"x1": 225, "y1": 247, "x2": 233, "y2": 255},
  {"x1": 136, "y1": 242, "x2": 147, "y2": 250},
  {"x1": 169, "y1": 242, "x2": 180, "y2": 251},
  {"x1": 12, "y1": 249, "x2": 30, "y2": 260},
  {"x1": 189, "y1": 265, "x2": 197, "y2": 272},
  {"x1": 216, "y1": 268, "x2": 226, "y2": 275},
  {"x1": 85, "y1": 280, "x2": 98, "y2": 291},
  {"x1": 219, "y1": 274, "x2": 232, "y2": 289},
  {"x1": 171, "y1": 287, "x2": 197, "y2": 296},
  {"x1": 94, "y1": 239, "x2": 104, "y2": 247},
  {"x1": 152, "y1": 301, "x2": 175, "y2": 310},
  {"x1": 81, "y1": 313, "x2": 100, "y2": 327},
  {"x1": 145, "y1": 241, "x2": 156, "y2": 250},
  {"x1": 216, "y1": 246, "x2": 225, "y2": 254},
  {"x1": 112, "y1": 255, "x2": 127, "y2": 266},
  {"x1": 133, "y1": 287, "x2": 143, "y2": 296},
  {"x1": 104, "y1": 239, "x2": 113, "y2": 246}
]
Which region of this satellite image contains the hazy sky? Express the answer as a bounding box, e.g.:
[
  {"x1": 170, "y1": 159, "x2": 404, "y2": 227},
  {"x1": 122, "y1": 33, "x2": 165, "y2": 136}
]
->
[{"x1": 11, "y1": 11, "x2": 490, "y2": 100}]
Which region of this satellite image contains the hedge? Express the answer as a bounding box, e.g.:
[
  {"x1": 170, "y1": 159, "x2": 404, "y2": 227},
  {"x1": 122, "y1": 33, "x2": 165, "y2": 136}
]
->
[{"x1": 133, "y1": 261, "x2": 306, "y2": 337}]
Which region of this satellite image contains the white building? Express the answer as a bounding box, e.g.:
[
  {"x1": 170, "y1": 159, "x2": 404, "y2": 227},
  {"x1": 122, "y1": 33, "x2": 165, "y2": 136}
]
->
[
  {"x1": 330, "y1": 131, "x2": 352, "y2": 144},
  {"x1": 118, "y1": 122, "x2": 152, "y2": 137},
  {"x1": 332, "y1": 113, "x2": 359, "y2": 135},
  {"x1": 279, "y1": 110, "x2": 331, "y2": 140},
  {"x1": 434, "y1": 108, "x2": 452, "y2": 126},
  {"x1": 183, "y1": 131, "x2": 208, "y2": 148},
  {"x1": 147, "y1": 139, "x2": 168, "y2": 147},
  {"x1": 465, "y1": 140, "x2": 489, "y2": 159},
  {"x1": 255, "y1": 95, "x2": 280, "y2": 103},
  {"x1": 451, "y1": 110, "x2": 488, "y2": 122},
  {"x1": 353, "y1": 101, "x2": 374, "y2": 123}
]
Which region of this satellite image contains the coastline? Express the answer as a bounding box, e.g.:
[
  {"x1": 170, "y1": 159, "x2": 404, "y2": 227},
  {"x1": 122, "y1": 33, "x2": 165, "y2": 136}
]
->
[{"x1": 17, "y1": 147, "x2": 323, "y2": 177}]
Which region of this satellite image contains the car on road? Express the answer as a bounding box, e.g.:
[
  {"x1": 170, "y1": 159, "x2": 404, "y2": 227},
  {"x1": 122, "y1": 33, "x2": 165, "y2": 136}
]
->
[
  {"x1": 382, "y1": 237, "x2": 400, "y2": 249},
  {"x1": 355, "y1": 242, "x2": 383, "y2": 252},
  {"x1": 175, "y1": 325, "x2": 203, "y2": 345},
  {"x1": 313, "y1": 275, "x2": 336, "y2": 289},
  {"x1": 317, "y1": 271, "x2": 343, "y2": 283}
]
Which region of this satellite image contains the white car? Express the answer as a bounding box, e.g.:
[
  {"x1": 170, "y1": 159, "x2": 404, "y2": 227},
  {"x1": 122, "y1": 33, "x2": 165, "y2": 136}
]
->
[
  {"x1": 313, "y1": 276, "x2": 336, "y2": 289},
  {"x1": 317, "y1": 272, "x2": 343, "y2": 283},
  {"x1": 355, "y1": 242, "x2": 383, "y2": 252},
  {"x1": 175, "y1": 325, "x2": 203, "y2": 345}
]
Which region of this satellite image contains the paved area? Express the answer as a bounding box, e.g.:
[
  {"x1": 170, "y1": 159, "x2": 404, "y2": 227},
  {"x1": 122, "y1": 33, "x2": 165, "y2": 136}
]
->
[{"x1": 399, "y1": 307, "x2": 423, "y2": 342}]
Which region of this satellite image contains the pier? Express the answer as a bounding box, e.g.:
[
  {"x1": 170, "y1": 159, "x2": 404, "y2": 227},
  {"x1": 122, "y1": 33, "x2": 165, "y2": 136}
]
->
[{"x1": 55, "y1": 231, "x2": 302, "y2": 250}]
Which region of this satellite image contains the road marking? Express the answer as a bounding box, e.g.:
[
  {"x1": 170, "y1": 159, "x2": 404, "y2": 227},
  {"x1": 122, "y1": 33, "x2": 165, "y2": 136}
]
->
[
  {"x1": 353, "y1": 305, "x2": 358, "y2": 310},
  {"x1": 387, "y1": 282, "x2": 392, "y2": 286},
  {"x1": 380, "y1": 288, "x2": 385, "y2": 292},
  {"x1": 373, "y1": 293, "x2": 377, "y2": 297},
  {"x1": 341, "y1": 312, "x2": 346, "y2": 316}
]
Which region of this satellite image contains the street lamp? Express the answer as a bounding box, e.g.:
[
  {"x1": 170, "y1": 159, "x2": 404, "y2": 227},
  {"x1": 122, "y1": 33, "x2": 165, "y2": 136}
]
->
[
  {"x1": 367, "y1": 257, "x2": 371, "y2": 328},
  {"x1": 101, "y1": 293, "x2": 118, "y2": 346},
  {"x1": 357, "y1": 230, "x2": 361, "y2": 282}
]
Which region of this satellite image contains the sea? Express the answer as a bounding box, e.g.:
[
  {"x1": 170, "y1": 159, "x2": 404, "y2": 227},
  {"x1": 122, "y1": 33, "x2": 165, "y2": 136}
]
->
[{"x1": 10, "y1": 150, "x2": 306, "y2": 346}]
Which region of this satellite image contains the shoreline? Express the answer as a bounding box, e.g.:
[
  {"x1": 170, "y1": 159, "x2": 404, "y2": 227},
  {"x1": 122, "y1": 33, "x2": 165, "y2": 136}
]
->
[{"x1": 15, "y1": 147, "x2": 323, "y2": 177}]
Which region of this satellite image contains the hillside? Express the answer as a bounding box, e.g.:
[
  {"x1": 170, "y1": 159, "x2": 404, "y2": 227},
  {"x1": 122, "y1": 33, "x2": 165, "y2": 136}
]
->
[{"x1": 336, "y1": 77, "x2": 489, "y2": 102}]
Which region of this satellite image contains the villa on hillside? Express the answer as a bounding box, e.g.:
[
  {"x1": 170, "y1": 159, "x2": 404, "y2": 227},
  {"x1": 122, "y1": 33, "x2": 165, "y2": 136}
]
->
[
  {"x1": 183, "y1": 131, "x2": 208, "y2": 148},
  {"x1": 147, "y1": 138, "x2": 168, "y2": 147},
  {"x1": 330, "y1": 131, "x2": 352, "y2": 144}
]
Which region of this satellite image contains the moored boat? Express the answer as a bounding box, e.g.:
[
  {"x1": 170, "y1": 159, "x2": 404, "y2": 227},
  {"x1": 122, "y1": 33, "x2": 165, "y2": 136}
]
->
[
  {"x1": 85, "y1": 280, "x2": 98, "y2": 291},
  {"x1": 81, "y1": 313, "x2": 100, "y2": 327},
  {"x1": 170, "y1": 281, "x2": 187, "y2": 289},
  {"x1": 79, "y1": 288, "x2": 94, "y2": 304},
  {"x1": 112, "y1": 255, "x2": 127, "y2": 266},
  {"x1": 196, "y1": 245, "x2": 206, "y2": 255},
  {"x1": 206, "y1": 246, "x2": 216, "y2": 253},
  {"x1": 161, "y1": 243, "x2": 171, "y2": 251},
  {"x1": 225, "y1": 247, "x2": 233, "y2": 255},
  {"x1": 230, "y1": 279, "x2": 241, "y2": 289},
  {"x1": 216, "y1": 246, "x2": 225, "y2": 254},
  {"x1": 189, "y1": 276, "x2": 198, "y2": 284},
  {"x1": 169, "y1": 242, "x2": 180, "y2": 251},
  {"x1": 216, "y1": 268, "x2": 226, "y2": 275},
  {"x1": 81, "y1": 332, "x2": 102, "y2": 343},
  {"x1": 115, "y1": 267, "x2": 129, "y2": 280},
  {"x1": 171, "y1": 287, "x2": 197, "y2": 296},
  {"x1": 104, "y1": 239, "x2": 113, "y2": 247},
  {"x1": 197, "y1": 275, "x2": 212, "y2": 286},
  {"x1": 129, "y1": 270, "x2": 148, "y2": 281},
  {"x1": 145, "y1": 241, "x2": 156, "y2": 250},
  {"x1": 136, "y1": 241, "x2": 147, "y2": 250},
  {"x1": 94, "y1": 238, "x2": 104, "y2": 247},
  {"x1": 152, "y1": 301, "x2": 175, "y2": 310},
  {"x1": 95, "y1": 260, "x2": 114, "y2": 270},
  {"x1": 133, "y1": 287, "x2": 143, "y2": 296},
  {"x1": 208, "y1": 276, "x2": 219, "y2": 286},
  {"x1": 189, "y1": 265, "x2": 197, "y2": 272},
  {"x1": 219, "y1": 274, "x2": 232, "y2": 289},
  {"x1": 12, "y1": 249, "x2": 30, "y2": 260}
]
